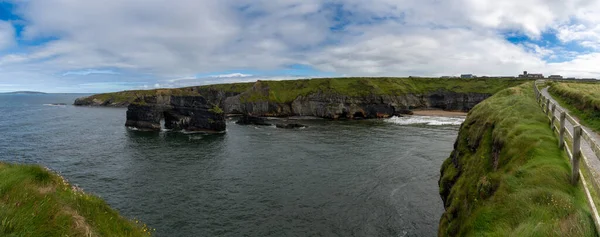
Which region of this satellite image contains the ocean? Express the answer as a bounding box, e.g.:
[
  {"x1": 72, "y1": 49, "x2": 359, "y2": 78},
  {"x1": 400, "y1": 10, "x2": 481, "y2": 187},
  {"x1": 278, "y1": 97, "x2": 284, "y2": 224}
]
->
[{"x1": 0, "y1": 93, "x2": 463, "y2": 236}]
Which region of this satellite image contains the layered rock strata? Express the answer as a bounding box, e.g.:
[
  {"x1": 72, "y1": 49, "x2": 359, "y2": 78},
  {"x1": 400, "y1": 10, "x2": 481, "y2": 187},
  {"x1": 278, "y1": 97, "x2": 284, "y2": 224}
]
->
[
  {"x1": 78, "y1": 81, "x2": 494, "y2": 120},
  {"x1": 125, "y1": 95, "x2": 225, "y2": 132}
]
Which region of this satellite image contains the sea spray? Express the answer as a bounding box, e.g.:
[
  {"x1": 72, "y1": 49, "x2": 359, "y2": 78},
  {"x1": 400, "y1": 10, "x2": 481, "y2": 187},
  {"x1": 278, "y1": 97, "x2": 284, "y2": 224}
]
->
[{"x1": 385, "y1": 116, "x2": 465, "y2": 126}]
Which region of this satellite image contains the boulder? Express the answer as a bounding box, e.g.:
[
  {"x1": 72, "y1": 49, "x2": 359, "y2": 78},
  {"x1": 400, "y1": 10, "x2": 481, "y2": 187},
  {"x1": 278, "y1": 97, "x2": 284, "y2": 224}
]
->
[
  {"x1": 275, "y1": 123, "x2": 307, "y2": 129},
  {"x1": 235, "y1": 115, "x2": 271, "y2": 126}
]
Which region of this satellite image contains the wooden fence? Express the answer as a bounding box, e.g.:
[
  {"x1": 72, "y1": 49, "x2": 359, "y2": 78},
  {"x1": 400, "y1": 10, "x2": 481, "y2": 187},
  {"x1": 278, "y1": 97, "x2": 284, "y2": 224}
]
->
[{"x1": 533, "y1": 81, "x2": 600, "y2": 232}]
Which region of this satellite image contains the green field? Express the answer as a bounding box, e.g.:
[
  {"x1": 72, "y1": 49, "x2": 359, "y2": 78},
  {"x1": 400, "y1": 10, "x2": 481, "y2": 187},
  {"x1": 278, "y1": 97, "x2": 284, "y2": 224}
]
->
[
  {"x1": 0, "y1": 162, "x2": 151, "y2": 236},
  {"x1": 549, "y1": 82, "x2": 600, "y2": 133},
  {"x1": 76, "y1": 77, "x2": 530, "y2": 106},
  {"x1": 439, "y1": 82, "x2": 596, "y2": 236}
]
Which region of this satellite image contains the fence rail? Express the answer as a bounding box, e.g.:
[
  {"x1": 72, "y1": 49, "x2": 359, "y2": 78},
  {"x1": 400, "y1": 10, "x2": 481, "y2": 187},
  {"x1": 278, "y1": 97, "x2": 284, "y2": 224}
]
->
[{"x1": 533, "y1": 81, "x2": 600, "y2": 233}]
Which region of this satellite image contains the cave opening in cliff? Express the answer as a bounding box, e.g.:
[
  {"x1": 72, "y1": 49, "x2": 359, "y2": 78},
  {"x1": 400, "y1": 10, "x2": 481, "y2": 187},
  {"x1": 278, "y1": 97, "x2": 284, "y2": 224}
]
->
[
  {"x1": 339, "y1": 109, "x2": 349, "y2": 119},
  {"x1": 353, "y1": 112, "x2": 365, "y2": 119}
]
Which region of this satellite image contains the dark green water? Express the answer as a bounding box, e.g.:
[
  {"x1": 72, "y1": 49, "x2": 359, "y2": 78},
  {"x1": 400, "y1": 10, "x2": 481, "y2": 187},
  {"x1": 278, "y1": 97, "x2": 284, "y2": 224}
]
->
[{"x1": 0, "y1": 94, "x2": 462, "y2": 236}]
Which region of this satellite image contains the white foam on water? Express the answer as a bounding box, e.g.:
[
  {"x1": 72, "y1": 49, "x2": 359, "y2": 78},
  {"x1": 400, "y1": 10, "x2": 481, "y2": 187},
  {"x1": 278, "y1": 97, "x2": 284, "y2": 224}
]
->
[
  {"x1": 43, "y1": 104, "x2": 67, "y2": 107},
  {"x1": 385, "y1": 115, "x2": 465, "y2": 126}
]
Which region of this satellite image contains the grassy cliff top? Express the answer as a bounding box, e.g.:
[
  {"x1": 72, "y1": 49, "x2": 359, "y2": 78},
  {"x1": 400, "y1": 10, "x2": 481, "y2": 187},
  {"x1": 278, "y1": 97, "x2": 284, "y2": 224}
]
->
[
  {"x1": 549, "y1": 82, "x2": 600, "y2": 110},
  {"x1": 548, "y1": 82, "x2": 600, "y2": 133},
  {"x1": 76, "y1": 77, "x2": 530, "y2": 106},
  {"x1": 0, "y1": 162, "x2": 151, "y2": 236},
  {"x1": 439, "y1": 82, "x2": 596, "y2": 236},
  {"x1": 240, "y1": 77, "x2": 530, "y2": 103}
]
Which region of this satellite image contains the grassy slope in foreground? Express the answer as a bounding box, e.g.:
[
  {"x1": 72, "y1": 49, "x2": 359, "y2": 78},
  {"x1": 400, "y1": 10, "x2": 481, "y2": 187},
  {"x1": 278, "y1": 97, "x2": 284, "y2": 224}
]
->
[
  {"x1": 548, "y1": 82, "x2": 600, "y2": 133},
  {"x1": 0, "y1": 162, "x2": 151, "y2": 236},
  {"x1": 76, "y1": 77, "x2": 529, "y2": 106},
  {"x1": 439, "y1": 82, "x2": 596, "y2": 236}
]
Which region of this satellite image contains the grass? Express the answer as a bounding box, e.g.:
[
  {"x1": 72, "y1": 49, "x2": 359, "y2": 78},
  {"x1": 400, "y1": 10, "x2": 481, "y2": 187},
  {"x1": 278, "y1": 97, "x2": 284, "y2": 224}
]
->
[
  {"x1": 0, "y1": 162, "x2": 151, "y2": 236},
  {"x1": 76, "y1": 83, "x2": 254, "y2": 106},
  {"x1": 438, "y1": 82, "x2": 597, "y2": 236},
  {"x1": 548, "y1": 82, "x2": 600, "y2": 133},
  {"x1": 239, "y1": 77, "x2": 529, "y2": 103},
  {"x1": 77, "y1": 77, "x2": 529, "y2": 105}
]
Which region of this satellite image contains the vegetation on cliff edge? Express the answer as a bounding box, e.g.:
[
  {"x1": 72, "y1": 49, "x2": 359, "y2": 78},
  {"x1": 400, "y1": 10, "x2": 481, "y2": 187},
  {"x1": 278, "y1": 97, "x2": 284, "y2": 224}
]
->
[
  {"x1": 548, "y1": 82, "x2": 600, "y2": 133},
  {"x1": 439, "y1": 82, "x2": 596, "y2": 236},
  {"x1": 0, "y1": 162, "x2": 151, "y2": 236},
  {"x1": 75, "y1": 77, "x2": 529, "y2": 106},
  {"x1": 239, "y1": 77, "x2": 529, "y2": 103}
]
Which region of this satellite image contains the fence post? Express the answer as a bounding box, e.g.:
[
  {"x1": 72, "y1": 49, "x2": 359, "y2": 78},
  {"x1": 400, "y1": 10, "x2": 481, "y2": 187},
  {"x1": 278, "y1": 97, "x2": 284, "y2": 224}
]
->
[
  {"x1": 572, "y1": 125, "x2": 582, "y2": 185},
  {"x1": 546, "y1": 99, "x2": 551, "y2": 118},
  {"x1": 551, "y1": 104, "x2": 556, "y2": 130},
  {"x1": 559, "y1": 112, "x2": 566, "y2": 149}
]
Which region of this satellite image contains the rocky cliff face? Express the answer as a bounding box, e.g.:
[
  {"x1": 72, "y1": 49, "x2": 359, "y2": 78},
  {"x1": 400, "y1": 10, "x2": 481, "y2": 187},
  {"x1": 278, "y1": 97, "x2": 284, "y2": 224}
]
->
[
  {"x1": 437, "y1": 84, "x2": 596, "y2": 236},
  {"x1": 228, "y1": 83, "x2": 491, "y2": 119},
  {"x1": 125, "y1": 95, "x2": 225, "y2": 132},
  {"x1": 77, "y1": 81, "x2": 495, "y2": 119}
]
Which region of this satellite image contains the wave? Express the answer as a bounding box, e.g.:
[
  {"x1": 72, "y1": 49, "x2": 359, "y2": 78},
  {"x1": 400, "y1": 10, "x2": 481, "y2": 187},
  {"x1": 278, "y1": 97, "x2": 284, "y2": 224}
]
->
[
  {"x1": 385, "y1": 115, "x2": 465, "y2": 126},
  {"x1": 43, "y1": 103, "x2": 67, "y2": 107},
  {"x1": 126, "y1": 126, "x2": 141, "y2": 131}
]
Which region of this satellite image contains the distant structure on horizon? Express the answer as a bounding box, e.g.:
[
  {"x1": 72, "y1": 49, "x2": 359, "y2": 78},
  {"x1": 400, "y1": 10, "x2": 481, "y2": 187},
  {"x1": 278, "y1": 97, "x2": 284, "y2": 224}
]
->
[
  {"x1": 519, "y1": 71, "x2": 544, "y2": 79},
  {"x1": 548, "y1": 75, "x2": 563, "y2": 79},
  {"x1": 460, "y1": 74, "x2": 475, "y2": 79}
]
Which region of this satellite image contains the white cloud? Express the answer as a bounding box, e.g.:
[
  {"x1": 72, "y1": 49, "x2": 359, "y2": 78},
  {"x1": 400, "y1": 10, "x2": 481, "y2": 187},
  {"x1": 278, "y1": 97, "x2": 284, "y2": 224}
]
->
[
  {"x1": 0, "y1": 21, "x2": 15, "y2": 51},
  {"x1": 168, "y1": 76, "x2": 198, "y2": 83},
  {"x1": 62, "y1": 69, "x2": 119, "y2": 76},
  {"x1": 548, "y1": 53, "x2": 600, "y2": 77},
  {"x1": 210, "y1": 73, "x2": 253, "y2": 78},
  {"x1": 2, "y1": 0, "x2": 600, "y2": 92}
]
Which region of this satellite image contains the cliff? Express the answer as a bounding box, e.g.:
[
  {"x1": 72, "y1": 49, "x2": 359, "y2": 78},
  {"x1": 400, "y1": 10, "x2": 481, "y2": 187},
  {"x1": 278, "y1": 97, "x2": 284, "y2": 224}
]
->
[
  {"x1": 125, "y1": 95, "x2": 226, "y2": 132},
  {"x1": 0, "y1": 162, "x2": 151, "y2": 236},
  {"x1": 73, "y1": 84, "x2": 251, "y2": 107},
  {"x1": 228, "y1": 80, "x2": 491, "y2": 118},
  {"x1": 438, "y1": 83, "x2": 596, "y2": 236},
  {"x1": 75, "y1": 77, "x2": 529, "y2": 119}
]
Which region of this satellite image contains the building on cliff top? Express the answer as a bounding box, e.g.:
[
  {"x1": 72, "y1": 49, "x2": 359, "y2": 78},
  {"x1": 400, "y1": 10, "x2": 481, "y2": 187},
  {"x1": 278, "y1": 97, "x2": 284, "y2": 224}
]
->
[{"x1": 518, "y1": 71, "x2": 544, "y2": 78}]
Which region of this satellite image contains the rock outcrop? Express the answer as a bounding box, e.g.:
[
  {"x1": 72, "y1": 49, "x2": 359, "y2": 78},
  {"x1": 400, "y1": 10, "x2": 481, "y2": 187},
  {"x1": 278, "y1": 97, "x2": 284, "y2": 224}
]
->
[
  {"x1": 76, "y1": 79, "x2": 519, "y2": 120},
  {"x1": 230, "y1": 85, "x2": 491, "y2": 119},
  {"x1": 275, "y1": 123, "x2": 306, "y2": 129},
  {"x1": 125, "y1": 95, "x2": 225, "y2": 132},
  {"x1": 235, "y1": 115, "x2": 272, "y2": 126}
]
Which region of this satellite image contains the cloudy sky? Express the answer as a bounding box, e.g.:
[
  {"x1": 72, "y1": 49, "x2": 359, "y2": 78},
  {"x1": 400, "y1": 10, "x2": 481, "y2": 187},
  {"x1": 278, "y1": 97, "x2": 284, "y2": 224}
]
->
[{"x1": 1, "y1": 0, "x2": 600, "y2": 92}]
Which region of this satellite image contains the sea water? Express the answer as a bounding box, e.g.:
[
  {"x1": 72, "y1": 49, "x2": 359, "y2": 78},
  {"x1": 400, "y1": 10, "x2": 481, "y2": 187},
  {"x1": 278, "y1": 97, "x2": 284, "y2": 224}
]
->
[{"x1": 0, "y1": 94, "x2": 463, "y2": 236}]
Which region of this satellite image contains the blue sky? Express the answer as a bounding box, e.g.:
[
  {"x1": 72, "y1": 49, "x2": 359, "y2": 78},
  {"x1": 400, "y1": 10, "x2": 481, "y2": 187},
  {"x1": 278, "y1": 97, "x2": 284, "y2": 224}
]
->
[{"x1": 1, "y1": 0, "x2": 600, "y2": 92}]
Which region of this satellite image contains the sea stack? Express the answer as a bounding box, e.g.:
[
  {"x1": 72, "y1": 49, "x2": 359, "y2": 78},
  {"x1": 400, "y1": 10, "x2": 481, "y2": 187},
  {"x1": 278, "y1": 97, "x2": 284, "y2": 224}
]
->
[{"x1": 125, "y1": 95, "x2": 226, "y2": 132}]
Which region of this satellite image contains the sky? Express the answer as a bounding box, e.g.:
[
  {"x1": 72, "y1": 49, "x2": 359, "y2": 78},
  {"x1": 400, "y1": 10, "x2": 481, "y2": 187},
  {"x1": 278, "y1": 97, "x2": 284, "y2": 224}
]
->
[{"x1": 1, "y1": 0, "x2": 600, "y2": 92}]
